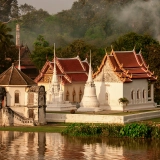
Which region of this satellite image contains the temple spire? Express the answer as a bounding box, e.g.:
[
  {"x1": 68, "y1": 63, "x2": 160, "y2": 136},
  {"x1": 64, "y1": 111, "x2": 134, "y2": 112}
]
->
[
  {"x1": 51, "y1": 43, "x2": 58, "y2": 84},
  {"x1": 18, "y1": 46, "x2": 21, "y2": 71},
  {"x1": 16, "y1": 24, "x2": 20, "y2": 47},
  {"x1": 87, "y1": 50, "x2": 93, "y2": 83}
]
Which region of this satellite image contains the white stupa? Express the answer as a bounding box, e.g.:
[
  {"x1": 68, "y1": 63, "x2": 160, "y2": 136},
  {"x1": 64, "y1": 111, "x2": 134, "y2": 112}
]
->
[
  {"x1": 46, "y1": 44, "x2": 76, "y2": 111},
  {"x1": 78, "y1": 51, "x2": 100, "y2": 112}
]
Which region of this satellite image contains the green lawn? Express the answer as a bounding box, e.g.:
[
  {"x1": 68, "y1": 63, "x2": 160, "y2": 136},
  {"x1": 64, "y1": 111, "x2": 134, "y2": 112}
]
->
[{"x1": 0, "y1": 123, "x2": 68, "y2": 133}]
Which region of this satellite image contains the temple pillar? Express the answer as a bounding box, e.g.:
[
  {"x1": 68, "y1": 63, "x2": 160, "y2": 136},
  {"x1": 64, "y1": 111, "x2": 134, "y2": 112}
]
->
[{"x1": 151, "y1": 83, "x2": 154, "y2": 102}]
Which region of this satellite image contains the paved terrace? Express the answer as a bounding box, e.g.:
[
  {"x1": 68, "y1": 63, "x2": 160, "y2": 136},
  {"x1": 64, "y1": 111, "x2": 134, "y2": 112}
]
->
[{"x1": 46, "y1": 108, "x2": 160, "y2": 124}]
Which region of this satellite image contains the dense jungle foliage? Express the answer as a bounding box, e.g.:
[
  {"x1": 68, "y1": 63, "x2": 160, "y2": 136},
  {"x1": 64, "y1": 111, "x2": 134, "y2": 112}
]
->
[{"x1": 1, "y1": 0, "x2": 160, "y2": 101}]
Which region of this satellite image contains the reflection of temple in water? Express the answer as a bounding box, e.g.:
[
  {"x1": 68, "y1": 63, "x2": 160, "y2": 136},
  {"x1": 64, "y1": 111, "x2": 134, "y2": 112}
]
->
[{"x1": 0, "y1": 131, "x2": 158, "y2": 159}]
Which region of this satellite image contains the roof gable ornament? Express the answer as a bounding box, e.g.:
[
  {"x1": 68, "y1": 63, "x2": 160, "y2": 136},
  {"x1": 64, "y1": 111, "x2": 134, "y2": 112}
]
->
[
  {"x1": 138, "y1": 48, "x2": 142, "y2": 54},
  {"x1": 110, "y1": 45, "x2": 114, "y2": 55},
  {"x1": 133, "y1": 45, "x2": 136, "y2": 52}
]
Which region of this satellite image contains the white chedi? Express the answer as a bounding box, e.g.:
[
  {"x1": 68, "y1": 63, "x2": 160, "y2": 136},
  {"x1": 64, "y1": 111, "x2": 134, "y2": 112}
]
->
[
  {"x1": 79, "y1": 52, "x2": 100, "y2": 111},
  {"x1": 46, "y1": 43, "x2": 76, "y2": 111}
]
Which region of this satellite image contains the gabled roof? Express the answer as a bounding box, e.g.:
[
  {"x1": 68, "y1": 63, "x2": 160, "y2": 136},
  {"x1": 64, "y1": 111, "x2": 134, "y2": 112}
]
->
[
  {"x1": 15, "y1": 45, "x2": 36, "y2": 67},
  {"x1": 34, "y1": 56, "x2": 89, "y2": 84},
  {"x1": 93, "y1": 49, "x2": 157, "y2": 83},
  {"x1": 0, "y1": 63, "x2": 37, "y2": 86}
]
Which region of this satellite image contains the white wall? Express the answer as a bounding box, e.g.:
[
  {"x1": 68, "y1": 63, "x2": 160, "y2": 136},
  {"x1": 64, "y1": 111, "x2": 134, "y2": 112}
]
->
[
  {"x1": 5, "y1": 86, "x2": 27, "y2": 107},
  {"x1": 95, "y1": 81, "x2": 123, "y2": 110},
  {"x1": 38, "y1": 82, "x2": 85, "y2": 103},
  {"x1": 123, "y1": 79, "x2": 148, "y2": 103}
]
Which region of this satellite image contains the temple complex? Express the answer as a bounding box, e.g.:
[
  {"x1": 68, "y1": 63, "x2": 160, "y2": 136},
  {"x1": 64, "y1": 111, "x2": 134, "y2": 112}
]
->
[
  {"x1": 93, "y1": 49, "x2": 157, "y2": 111},
  {"x1": 35, "y1": 54, "x2": 89, "y2": 105}
]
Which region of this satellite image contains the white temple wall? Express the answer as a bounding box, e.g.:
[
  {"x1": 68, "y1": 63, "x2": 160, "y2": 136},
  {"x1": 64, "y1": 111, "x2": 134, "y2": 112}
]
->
[
  {"x1": 5, "y1": 86, "x2": 27, "y2": 107},
  {"x1": 123, "y1": 79, "x2": 149, "y2": 105},
  {"x1": 38, "y1": 82, "x2": 85, "y2": 103},
  {"x1": 64, "y1": 83, "x2": 85, "y2": 103},
  {"x1": 95, "y1": 81, "x2": 123, "y2": 110}
]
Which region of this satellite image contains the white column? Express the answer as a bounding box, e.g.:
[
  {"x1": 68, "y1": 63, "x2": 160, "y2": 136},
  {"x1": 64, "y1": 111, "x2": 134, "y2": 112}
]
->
[{"x1": 151, "y1": 83, "x2": 154, "y2": 102}]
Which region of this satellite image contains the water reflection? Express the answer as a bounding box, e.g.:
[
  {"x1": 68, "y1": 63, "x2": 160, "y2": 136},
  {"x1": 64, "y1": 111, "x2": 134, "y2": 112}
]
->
[{"x1": 0, "y1": 131, "x2": 160, "y2": 160}]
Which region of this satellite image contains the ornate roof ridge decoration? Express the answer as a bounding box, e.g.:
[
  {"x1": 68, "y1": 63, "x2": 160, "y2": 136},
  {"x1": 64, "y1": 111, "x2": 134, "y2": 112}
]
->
[
  {"x1": 115, "y1": 72, "x2": 126, "y2": 82},
  {"x1": 41, "y1": 61, "x2": 50, "y2": 74},
  {"x1": 58, "y1": 57, "x2": 79, "y2": 60},
  {"x1": 56, "y1": 58, "x2": 65, "y2": 74},
  {"x1": 64, "y1": 74, "x2": 72, "y2": 83},
  {"x1": 138, "y1": 51, "x2": 149, "y2": 69},
  {"x1": 93, "y1": 53, "x2": 108, "y2": 78},
  {"x1": 34, "y1": 61, "x2": 50, "y2": 83},
  {"x1": 108, "y1": 55, "x2": 117, "y2": 71},
  {"x1": 133, "y1": 51, "x2": 143, "y2": 67},
  {"x1": 112, "y1": 51, "x2": 123, "y2": 70},
  {"x1": 76, "y1": 55, "x2": 86, "y2": 71}
]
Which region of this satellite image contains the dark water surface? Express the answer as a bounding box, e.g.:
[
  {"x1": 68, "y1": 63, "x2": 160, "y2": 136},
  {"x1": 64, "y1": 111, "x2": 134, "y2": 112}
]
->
[{"x1": 0, "y1": 131, "x2": 160, "y2": 160}]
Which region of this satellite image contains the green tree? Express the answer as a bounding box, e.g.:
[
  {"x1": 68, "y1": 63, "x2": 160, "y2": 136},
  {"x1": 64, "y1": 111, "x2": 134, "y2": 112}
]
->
[
  {"x1": 56, "y1": 39, "x2": 105, "y2": 71},
  {"x1": 0, "y1": 22, "x2": 18, "y2": 72},
  {"x1": 112, "y1": 32, "x2": 159, "y2": 55},
  {"x1": 19, "y1": 3, "x2": 36, "y2": 16},
  {"x1": 31, "y1": 35, "x2": 53, "y2": 70},
  {"x1": 145, "y1": 44, "x2": 160, "y2": 103},
  {"x1": 0, "y1": 0, "x2": 19, "y2": 23}
]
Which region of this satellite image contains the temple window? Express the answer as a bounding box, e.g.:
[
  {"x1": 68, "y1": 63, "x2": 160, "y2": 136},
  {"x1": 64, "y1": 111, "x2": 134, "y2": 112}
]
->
[
  {"x1": 106, "y1": 92, "x2": 108, "y2": 101},
  {"x1": 73, "y1": 89, "x2": 76, "y2": 102},
  {"x1": 131, "y1": 90, "x2": 134, "y2": 100},
  {"x1": 79, "y1": 89, "x2": 82, "y2": 102},
  {"x1": 15, "y1": 90, "x2": 20, "y2": 104},
  {"x1": 66, "y1": 91, "x2": 69, "y2": 101},
  {"x1": 28, "y1": 92, "x2": 34, "y2": 105},
  {"x1": 143, "y1": 89, "x2": 145, "y2": 99},
  {"x1": 148, "y1": 83, "x2": 151, "y2": 97},
  {"x1": 137, "y1": 90, "x2": 140, "y2": 99}
]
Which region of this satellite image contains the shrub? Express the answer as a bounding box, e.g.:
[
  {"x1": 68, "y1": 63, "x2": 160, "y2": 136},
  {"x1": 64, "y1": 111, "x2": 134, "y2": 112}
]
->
[{"x1": 70, "y1": 109, "x2": 75, "y2": 114}]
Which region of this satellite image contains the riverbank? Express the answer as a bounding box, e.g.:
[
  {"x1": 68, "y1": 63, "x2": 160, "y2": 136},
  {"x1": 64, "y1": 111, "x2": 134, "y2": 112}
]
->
[{"x1": 0, "y1": 123, "x2": 68, "y2": 133}]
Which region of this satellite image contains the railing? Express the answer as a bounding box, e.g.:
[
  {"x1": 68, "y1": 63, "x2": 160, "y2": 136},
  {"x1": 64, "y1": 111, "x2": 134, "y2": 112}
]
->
[{"x1": 4, "y1": 107, "x2": 34, "y2": 125}]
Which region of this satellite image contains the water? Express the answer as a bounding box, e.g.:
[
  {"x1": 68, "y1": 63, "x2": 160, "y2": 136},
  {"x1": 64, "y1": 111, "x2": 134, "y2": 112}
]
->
[{"x1": 0, "y1": 131, "x2": 160, "y2": 160}]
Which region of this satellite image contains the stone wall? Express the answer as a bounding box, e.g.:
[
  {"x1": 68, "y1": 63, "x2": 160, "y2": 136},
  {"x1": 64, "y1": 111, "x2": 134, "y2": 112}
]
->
[{"x1": 46, "y1": 110, "x2": 160, "y2": 124}]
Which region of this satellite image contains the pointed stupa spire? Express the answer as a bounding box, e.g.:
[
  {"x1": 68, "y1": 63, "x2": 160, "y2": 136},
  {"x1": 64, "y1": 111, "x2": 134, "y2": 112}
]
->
[
  {"x1": 51, "y1": 43, "x2": 58, "y2": 84},
  {"x1": 16, "y1": 24, "x2": 20, "y2": 47},
  {"x1": 18, "y1": 46, "x2": 21, "y2": 71},
  {"x1": 87, "y1": 50, "x2": 93, "y2": 83}
]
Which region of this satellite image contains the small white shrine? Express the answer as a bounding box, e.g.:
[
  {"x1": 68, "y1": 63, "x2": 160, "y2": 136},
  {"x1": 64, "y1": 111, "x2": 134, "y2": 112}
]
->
[
  {"x1": 78, "y1": 52, "x2": 100, "y2": 112},
  {"x1": 46, "y1": 44, "x2": 76, "y2": 111}
]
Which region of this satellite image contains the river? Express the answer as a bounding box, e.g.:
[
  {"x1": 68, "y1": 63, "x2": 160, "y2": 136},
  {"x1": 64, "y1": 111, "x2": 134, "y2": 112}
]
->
[{"x1": 0, "y1": 131, "x2": 160, "y2": 160}]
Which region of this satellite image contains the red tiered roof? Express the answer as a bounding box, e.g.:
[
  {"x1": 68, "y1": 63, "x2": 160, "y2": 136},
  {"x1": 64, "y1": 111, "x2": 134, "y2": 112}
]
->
[
  {"x1": 34, "y1": 56, "x2": 89, "y2": 84},
  {"x1": 93, "y1": 50, "x2": 157, "y2": 83}
]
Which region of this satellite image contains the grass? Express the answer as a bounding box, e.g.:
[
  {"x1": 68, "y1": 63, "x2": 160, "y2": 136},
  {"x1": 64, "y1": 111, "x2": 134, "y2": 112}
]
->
[
  {"x1": 143, "y1": 118, "x2": 160, "y2": 123},
  {"x1": 0, "y1": 123, "x2": 68, "y2": 133}
]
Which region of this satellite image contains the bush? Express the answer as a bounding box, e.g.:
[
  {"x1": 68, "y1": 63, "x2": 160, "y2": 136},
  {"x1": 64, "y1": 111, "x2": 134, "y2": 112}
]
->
[
  {"x1": 70, "y1": 109, "x2": 75, "y2": 114},
  {"x1": 62, "y1": 122, "x2": 160, "y2": 139}
]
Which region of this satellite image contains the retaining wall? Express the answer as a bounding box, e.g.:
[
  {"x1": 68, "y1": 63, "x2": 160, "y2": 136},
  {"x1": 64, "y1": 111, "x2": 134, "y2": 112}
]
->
[{"x1": 46, "y1": 110, "x2": 160, "y2": 124}]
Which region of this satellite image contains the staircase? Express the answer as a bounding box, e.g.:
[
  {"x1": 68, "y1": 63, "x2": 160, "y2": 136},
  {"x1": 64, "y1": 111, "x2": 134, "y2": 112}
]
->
[{"x1": 3, "y1": 107, "x2": 35, "y2": 126}]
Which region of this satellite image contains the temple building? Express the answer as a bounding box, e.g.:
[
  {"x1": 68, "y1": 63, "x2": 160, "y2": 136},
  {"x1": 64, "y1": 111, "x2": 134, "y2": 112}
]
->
[
  {"x1": 35, "y1": 55, "x2": 89, "y2": 104},
  {"x1": 93, "y1": 49, "x2": 157, "y2": 111},
  {"x1": 14, "y1": 24, "x2": 39, "y2": 80},
  {"x1": 0, "y1": 63, "x2": 46, "y2": 126}
]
